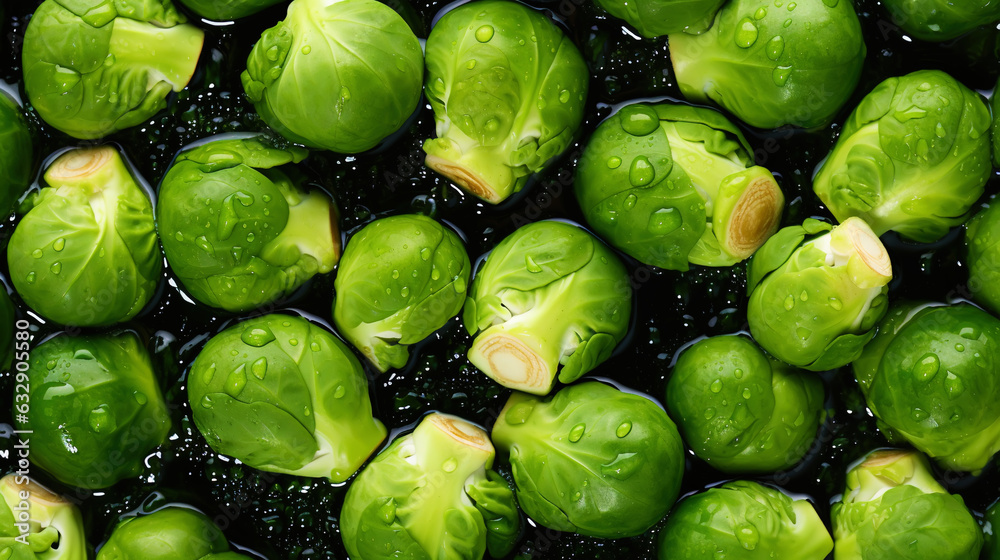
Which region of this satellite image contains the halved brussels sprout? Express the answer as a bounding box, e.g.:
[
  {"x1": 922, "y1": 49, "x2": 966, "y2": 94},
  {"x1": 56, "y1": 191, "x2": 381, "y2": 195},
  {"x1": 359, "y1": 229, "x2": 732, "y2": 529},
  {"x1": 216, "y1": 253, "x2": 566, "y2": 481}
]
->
[
  {"x1": 158, "y1": 136, "x2": 339, "y2": 312},
  {"x1": 669, "y1": 0, "x2": 866, "y2": 129},
  {"x1": 667, "y1": 335, "x2": 824, "y2": 473},
  {"x1": 463, "y1": 221, "x2": 631, "y2": 395},
  {"x1": 241, "y1": 0, "x2": 423, "y2": 153},
  {"x1": 658, "y1": 480, "x2": 833, "y2": 560},
  {"x1": 593, "y1": 0, "x2": 726, "y2": 37},
  {"x1": 747, "y1": 218, "x2": 892, "y2": 371},
  {"x1": 8, "y1": 146, "x2": 161, "y2": 326},
  {"x1": 814, "y1": 70, "x2": 991, "y2": 243},
  {"x1": 853, "y1": 302, "x2": 1000, "y2": 473},
  {"x1": 341, "y1": 413, "x2": 519, "y2": 560},
  {"x1": 882, "y1": 0, "x2": 1000, "y2": 42},
  {"x1": 492, "y1": 382, "x2": 685, "y2": 538},
  {"x1": 831, "y1": 449, "x2": 983, "y2": 559},
  {"x1": 15, "y1": 332, "x2": 171, "y2": 489},
  {"x1": 0, "y1": 90, "x2": 33, "y2": 219},
  {"x1": 423, "y1": 0, "x2": 588, "y2": 203},
  {"x1": 188, "y1": 314, "x2": 386, "y2": 482},
  {"x1": 333, "y1": 215, "x2": 470, "y2": 372},
  {"x1": 576, "y1": 102, "x2": 784, "y2": 271},
  {"x1": 22, "y1": 0, "x2": 204, "y2": 139},
  {"x1": 0, "y1": 475, "x2": 87, "y2": 560}
]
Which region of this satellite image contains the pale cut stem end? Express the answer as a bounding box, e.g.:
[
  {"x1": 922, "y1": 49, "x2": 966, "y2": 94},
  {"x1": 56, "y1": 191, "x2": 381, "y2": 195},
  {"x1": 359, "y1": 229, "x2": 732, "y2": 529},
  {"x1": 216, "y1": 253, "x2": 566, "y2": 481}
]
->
[
  {"x1": 469, "y1": 331, "x2": 554, "y2": 395},
  {"x1": 722, "y1": 173, "x2": 784, "y2": 259},
  {"x1": 841, "y1": 217, "x2": 892, "y2": 289},
  {"x1": 862, "y1": 448, "x2": 913, "y2": 468},
  {"x1": 0, "y1": 474, "x2": 67, "y2": 508},
  {"x1": 425, "y1": 154, "x2": 501, "y2": 204},
  {"x1": 425, "y1": 413, "x2": 494, "y2": 455},
  {"x1": 46, "y1": 146, "x2": 117, "y2": 184}
]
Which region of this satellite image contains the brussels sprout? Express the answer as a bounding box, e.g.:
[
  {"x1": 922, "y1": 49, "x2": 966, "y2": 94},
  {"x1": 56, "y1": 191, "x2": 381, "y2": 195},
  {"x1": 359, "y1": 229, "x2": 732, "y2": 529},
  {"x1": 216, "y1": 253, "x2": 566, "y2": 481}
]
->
[
  {"x1": 97, "y1": 507, "x2": 230, "y2": 560},
  {"x1": 747, "y1": 218, "x2": 892, "y2": 371},
  {"x1": 813, "y1": 70, "x2": 991, "y2": 243},
  {"x1": 22, "y1": 0, "x2": 204, "y2": 139},
  {"x1": 8, "y1": 146, "x2": 161, "y2": 326},
  {"x1": 158, "y1": 137, "x2": 339, "y2": 312},
  {"x1": 423, "y1": 0, "x2": 588, "y2": 203},
  {"x1": 882, "y1": 0, "x2": 1000, "y2": 42},
  {"x1": 853, "y1": 302, "x2": 1000, "y2": 472},
  {"x1": 666, "y1": 335, "x2": 824, "y2": 473},
  {"x1": 669, "y1": 0, "x2": 866, "y2": 129},
  {"x1": 657, "y1": 480, "x2": 833, "y2": 560},
  {"x1": 14, "y1": 332, "x2": 171, "y2": 489},
  {"x1": 463, "y1": 221, "x2": 631, "y2": 395},
  {"x1": 831, "y1": 449, "x2": 983, "y2": 559},
  {"x1": 333, "y1": 215, "x2": 470, "y2": 372},
  {"x1": 341, "y1": 413, "x2": 520, "y2": 560},
  {"x1": 492, "y1": 382, "x2": 685, "y2": 538},
  {"x1": 966, "y1": 199, "x2": 1000, "y2": 316},
  {"x1": 576, "y1": 103, "x2": 784, "y2": 271},
  {"x1": 177, "y1": 0, "x2": 285, "y2": 20},
  {"x1": 0, "y1": 475, "x2": 87, "y2": 560},
  {"x1": 241, "y1": 0, "x2": 423, "y2": 153},
  {"x1": 0, "y1": 91, "x2": 33, "y2": 219},
  {"x1": 188, "y1": 314, "x2": 386, "y2": 482},
  {"x1": 593, "y1": 0, "x2": 725, "y2": 37}
]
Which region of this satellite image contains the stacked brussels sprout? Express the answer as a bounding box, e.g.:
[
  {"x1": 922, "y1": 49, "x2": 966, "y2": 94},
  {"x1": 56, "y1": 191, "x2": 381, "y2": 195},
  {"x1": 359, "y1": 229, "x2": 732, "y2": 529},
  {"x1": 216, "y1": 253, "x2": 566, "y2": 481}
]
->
[{"x1": 5, "y1": 0, "x2": 1000, "y2": 558}]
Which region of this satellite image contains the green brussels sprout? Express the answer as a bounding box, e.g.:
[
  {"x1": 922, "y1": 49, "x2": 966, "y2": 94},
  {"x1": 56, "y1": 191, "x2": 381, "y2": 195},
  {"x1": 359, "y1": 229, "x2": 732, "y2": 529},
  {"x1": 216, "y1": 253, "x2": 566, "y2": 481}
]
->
[
  {"x1": 341, "y1": 413, "x2": 520, "y2": 560},
  {"x1": 813, "y1": 70, "x2": 991, "y2": 243},
  {"x1": 423, "y1": 0, "x2": 588, "y2": 203},
  {"x1": 0, "y1": 475, "x2": 87, "y2": 560},
  {"x1": 22, "y1": 0, "x2": 205, "y2": 139},
  {"x1": 669, "y1": 0, "x2": 866, "y2": 129},
  {"x1": 158, "y1": 136, "x2": 340, "y2": 312},
  {"x1": 853, "y1": 302, "x2": 1000, "y2": 472},
  {"x1": 593, "y1": 0, "x2": 726, "y2": 37},
  {"x1": 8, "y1": 146, "x2": 161, "y2": 326},
  {"x1": 966, "y1": 197, "x2": 1000, "y2": 316},
  {"x1": 882, "y1": 0, "x2": 1000, "y2": 42},
  {"x1": 657, "y1": 480, "x2": 833, "y2": 560},
  {"x1": 333, "y1": 215, "x2": 470, "y2": 372},
  {"x1": 666, "y1": 335, "x2": 824, "y2": 473},
  {"x1": 241, "y1": 0, "x2": 423, "y2": 153},
  {"x1": 831, "y1": 449, "x2": 983, "y2": 559},
  {"x1": 575, "y1": 103, "x2": 784, "y2": 271},
  {"x1": 985, "y1": 499, "x2": 1000, "y2": 560},
  {"x1": 747, "y1": 217, "x2": 892, "y2": 371},
  {"x1": 14, "y1": 332, "x2": 171, "y2": 489},
  {"x1": 492, "y1": 382, "x2": 685, "y2": 538},
  {"x1": 0, "y1": 91, "x2": 33, "y2": 219},
  {"x1": 96, "y1": 507, "x2": 229, "y2": 560},
  {"x1": 463, "y1": 221, "x2": 631, "y2": 395},
  {"x1": 188, "y1": 314, "x2": 386, "y2": 482},
  {"x1": 177, "y1": 0, "x2": 285, "y2": 20}
]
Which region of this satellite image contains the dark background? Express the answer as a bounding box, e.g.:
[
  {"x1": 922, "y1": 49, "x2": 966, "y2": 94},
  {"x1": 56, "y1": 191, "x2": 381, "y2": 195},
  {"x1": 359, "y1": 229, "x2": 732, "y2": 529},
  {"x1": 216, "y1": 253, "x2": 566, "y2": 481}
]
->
[{"x1": 1, "y1": 0, "x2": 999, "y2": 557}]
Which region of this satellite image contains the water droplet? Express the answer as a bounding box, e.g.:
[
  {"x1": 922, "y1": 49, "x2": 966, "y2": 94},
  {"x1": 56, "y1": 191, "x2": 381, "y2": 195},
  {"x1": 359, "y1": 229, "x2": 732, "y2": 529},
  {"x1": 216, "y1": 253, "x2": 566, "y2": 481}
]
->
[
  {"x1": 442, "y1": 458, "x2": 458, "y2": 472},
  {"x1": 783, "y1": 18, "x2": 793, "y2": 27},
  {"x1": 25, "y1": 272, "x2": 36, "y2": 284},
  {"x1": 786, "y1": 1, "x2": 796, "y2": 10},
  {"x1": 251, "y1": 357, "x2": 268, "y2": 379},
  {"x1": 714, "y1": 551, "x2": 727, "y2": 560},
  {"x1": 766, "y1": 36, "x2": 784, "y2": 60},
  {"x1": 133, "y1": 392, "x2": 147, "y2": 405},
  {"x1": 568, "y1": 423, "x2": 586, "y2": 442},
  {"x1": 202, "y1": 363, "x2": 217, "y2": 384},
  {"x1": 303, "y1": 405, "x2": 310, "y2": 416},
  {"x1": 607, "y1": 156, "x2": 622, "y2": 168},
  {"x1": 795, "y1": 327, "x2": 812, "y2": 339},
  {"x1": 618, "y1": 104, "x2": 660, "y2": 136},
  {"x1": 623, "y1": 194, "x2": 638, "y2": 210},
  {"x1": 704, "y1": 407, "x2": 716, "y2": 419},
  {"x1": 46, "y1": 360, "x2": 57, "y2": 370},
  {"x1": 600, "y1": 452, "x2": 641, "y2": 479},
  {"x1": 914, "y1": 353, "x2": 939, "y2": 381},
  {"x1": 466, "y1": 59, "x2": 477, "y2": 69},
  {"x1": 378, "y1": 499, "x2": 396, "y2": 524},
  {"x1": 420, "y1": 247, "x2": 431, "y2": 261},
  {"x1": 475, "y1": 25, "x2": 494, "y2": 42},
  {"x1": 400, "y1": 286, "x2": 411, "y2": 298},
  {"x1": 334, "y1": 385, "x2": 347, "y2": 399},
  {"x1": 799, "y1": 290, "x2": 808, "y2": 301},
  {"x1": 174, "y1": 232, "x2": 184, "y2": 242},
  {"x1": 710, "y1": 379, "x2": 723, "y2": 393},
  {"x1": 828, "y1": 297, "x2": 843, "y2": 310},
  {"x1": 734, "y1": 18, "x2": 759, "y2": 48},
  {"x1": 754, "y1": 6, "x2": 767, "y2": 18},
  {"x1": 783, "y1": 295, "x2": 795, "y2": 310},
  {"x1": 736, "y1": 523, "x2": 759, "y2": 550},
  {"x1": 772, "y1": 66, "x2": 792, "y2": 86},
  {"x1": 301, "y1": 45, "x2": 312, "y2": 55},
  {"x1": 559, "y1": 89, "x2": 571, "y2": 103},
  {"x1": 201, "y1": 395, "x2": 214, "y2": 409},
  {"x1": 742, "y1": 388, "x2": 752, "y2": 399},
  {"x1": 822, "y1": 0, "x2": 838, "y2": 6},
  {"x1": 289, "y1": 338, "x2": 299, "y2": 346},
  {"x1": 88, "y1": 405, "x2": 115, "y2": 433},
  {"x1": 226, "y1": 364, "x2": 248, "y2": 397},
  {"x1": 50, "y1": 262, "x2": 62, "y2": 275},
  {"x1": 912, "y1": 407, "x2": 929, "y2": 420},
  {"x1": 960, "y1": 325, "x2": 980, "y2": 340},
  {"x1": 734, "y1": 368, "x2": 744, "y2": 379},
  {"x1": 616, "y1": 422, "x2": 632, "y2": 438},
  {"x1": 241, "y1": 325, "x2": 276, "y2": 347},
  {"x1": 945, "y1": 371, "x2": 964, "y2": 396},
  {"x1": 196, "y1": 235, "x2": 213, "y2": 252},
  {"x1": 505, "y1": 403, "x2": 534, "y2": 425},
  {"x1": 339, "y1": 86, "x2": 351, "y2": 102},
  {"x1": 53, "y1": 238, "x2": 65, "y2": 251},
  {"x1": 955, "y1": 343, "x2": 965, "y2": 352},
  {"x1": 525, "y1": 255, "x2": 543, "y2": 273},
  {"x1": 31, "y1": 249, "x2": 42, "y2": 259},
  {"x1": 648, "y1": 208, "x2": 681, "y2": 235}
]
